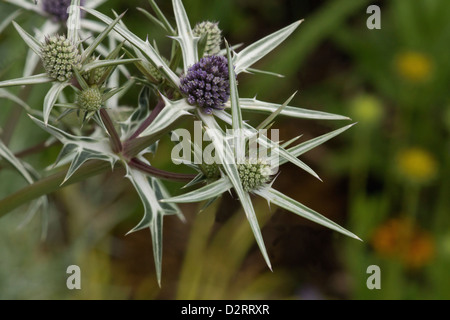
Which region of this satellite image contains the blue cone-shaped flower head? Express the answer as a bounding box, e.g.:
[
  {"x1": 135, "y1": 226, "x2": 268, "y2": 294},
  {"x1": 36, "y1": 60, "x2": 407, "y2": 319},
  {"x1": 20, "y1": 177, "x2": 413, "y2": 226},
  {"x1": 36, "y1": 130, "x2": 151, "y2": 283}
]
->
[
  {"x1": 179, "y1": 55, "x2": 231, "y2": 114},
  {"x1": 43, "y1": 0, "x2": 86, "y2": 22}
]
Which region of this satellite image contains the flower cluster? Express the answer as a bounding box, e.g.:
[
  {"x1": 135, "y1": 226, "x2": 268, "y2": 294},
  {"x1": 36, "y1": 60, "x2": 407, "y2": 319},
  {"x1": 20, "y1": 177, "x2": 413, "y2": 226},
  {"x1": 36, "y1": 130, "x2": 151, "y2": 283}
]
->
[
  {"x1": 41, "y1": 34, "x2": 81, "y2": 82},
  {"x1": 193, "y1": 21, "x2": 222, "y2": 56},
  {"x1": 201, "y1": 158, "x2": 273, "y2": 192},
  {"x1": 83, "y1": 67, "x2": 104, "y2": 86},
  {"x1": 201, "y1": 163, "x2": 221, "y2": 179},
  {"x1": 77, "y1": 87, "x2": 103, "y2": 113},
  {"x1": 147, "y1": 57, "x2": 170, "y2": 83},
  {"x1": 179, "y1": 55, "x2": 230, "y2": 114},
  {"x1": 237, "y1": 159, "x2": 272, "y2": 192},
  {"x1": 43, "y1": 0, "x2": 86, "y2": 22}
]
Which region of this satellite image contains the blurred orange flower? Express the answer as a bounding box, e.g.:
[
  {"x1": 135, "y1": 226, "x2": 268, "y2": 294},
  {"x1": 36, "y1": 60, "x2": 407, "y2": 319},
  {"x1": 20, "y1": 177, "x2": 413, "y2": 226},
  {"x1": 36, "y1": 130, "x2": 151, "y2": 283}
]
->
[
  {"x1": 395, "y1": 51, "x2": 433, "y2": 83},
  {"x1": 371, "y1": 217, "x2": 434, "y2": 269}
]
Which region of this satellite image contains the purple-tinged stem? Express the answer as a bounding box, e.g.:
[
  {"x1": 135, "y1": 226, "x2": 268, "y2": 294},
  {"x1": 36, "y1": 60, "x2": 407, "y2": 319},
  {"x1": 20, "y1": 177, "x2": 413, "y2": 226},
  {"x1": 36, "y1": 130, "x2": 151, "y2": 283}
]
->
[
  {"x1": 100, "y1": 108, "x2": 122, "y2": 153},
  {"x1": 129, "y1": 158, "x2": 196, "y2": 182},
  {"x1": 127, "y1": 98, "x2": 165, "y2": 141}
]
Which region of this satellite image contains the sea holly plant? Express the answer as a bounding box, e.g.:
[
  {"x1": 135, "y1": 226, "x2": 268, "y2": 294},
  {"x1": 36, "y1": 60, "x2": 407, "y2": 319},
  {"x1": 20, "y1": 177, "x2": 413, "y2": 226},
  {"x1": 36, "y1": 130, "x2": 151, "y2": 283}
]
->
[{"x1": 0, "y1": 0, "x2": 361, "y2": 285}]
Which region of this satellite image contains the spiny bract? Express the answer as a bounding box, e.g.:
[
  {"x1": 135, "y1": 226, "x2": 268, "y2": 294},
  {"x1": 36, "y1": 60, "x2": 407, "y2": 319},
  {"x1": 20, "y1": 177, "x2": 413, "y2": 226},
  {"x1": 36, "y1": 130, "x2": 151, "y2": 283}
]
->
[{"x1": 83, "y1": 58, "x2": 105, "y2": 85}]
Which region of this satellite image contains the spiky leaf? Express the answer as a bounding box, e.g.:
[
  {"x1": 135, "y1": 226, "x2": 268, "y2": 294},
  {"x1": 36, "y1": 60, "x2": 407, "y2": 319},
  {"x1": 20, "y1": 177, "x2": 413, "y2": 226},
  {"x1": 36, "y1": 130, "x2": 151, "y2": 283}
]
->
[{"x1": 255, "y1": 187, "x2": 361, "y2": 241}]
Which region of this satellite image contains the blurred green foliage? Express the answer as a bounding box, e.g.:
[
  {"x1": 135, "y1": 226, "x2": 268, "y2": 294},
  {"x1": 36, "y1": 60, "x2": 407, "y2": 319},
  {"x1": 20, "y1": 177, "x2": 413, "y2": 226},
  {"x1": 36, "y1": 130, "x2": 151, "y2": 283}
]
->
[{"x1": 0, "y1": 0, "x2": 448, "y2": 299}]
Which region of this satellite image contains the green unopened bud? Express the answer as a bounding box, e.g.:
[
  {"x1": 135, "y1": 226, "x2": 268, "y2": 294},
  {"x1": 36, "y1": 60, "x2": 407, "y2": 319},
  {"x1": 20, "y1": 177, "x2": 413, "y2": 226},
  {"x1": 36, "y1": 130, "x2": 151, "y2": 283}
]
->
[
  {"x1": 238, "y1": 159, "x2": 272, "y2": 192},
  {"x1": 41, "y1": 34, "x2": 81, "y2": 82},
  {"x1": 202, "y1": 163, "x2": 221, "y2": 179},
  {"x1": 83, "y1": 58, "x2": 105, "y2": 85},
  {"x1": 193, "y1": 21, "x2": 222, "y2": 56},
  {"x1": 148, "y1": 59, "x2": 168, "y2": 83},
  {"x1": 78, "y1": 87, "x2": 103, "y2": 113}
]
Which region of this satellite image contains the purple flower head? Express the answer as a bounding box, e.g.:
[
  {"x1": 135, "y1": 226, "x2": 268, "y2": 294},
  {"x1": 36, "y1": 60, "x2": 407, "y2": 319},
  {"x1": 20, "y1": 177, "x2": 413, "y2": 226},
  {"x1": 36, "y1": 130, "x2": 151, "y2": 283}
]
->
[
  {"x1": 180, "y1": 55, "x2": 232, "y2": 114},
  {"x1": 43, "y1": 0, "x2": 86, "y2": 22}
]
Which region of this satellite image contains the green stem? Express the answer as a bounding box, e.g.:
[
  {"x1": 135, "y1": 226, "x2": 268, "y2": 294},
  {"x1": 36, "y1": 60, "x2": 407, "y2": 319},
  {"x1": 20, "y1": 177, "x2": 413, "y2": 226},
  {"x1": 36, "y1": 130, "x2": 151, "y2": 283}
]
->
[
  {"x1": 404, "y1": 182, "x2": 420, "y2": 220},
  {"x1": 14, "y1": 140, "x2": 59, "y2": 158},
  {"x1": 0, "y1": 156, "x2": 197, "y2": 218},
  {"x1": 2, "y1": 107, "x2": 22, "y2": 146},
  {"x1": 0, "y1": 160, "x2": 112, "y2": 218},
  {"x1": 0, "y1": 140, "x2": 59, "y2": 171},
  {"x1": 1, "y1": 65, "x2": 39, "y2": 145},
  {"x1": 0, "y1": 98, "x2": 190, "y2": 218},
  {"x1": 349, "y1": 129, "x2": 370, "y2": 201},
  {"x1": 433, "y1": 141, "x2": 450, "y2": 233}
]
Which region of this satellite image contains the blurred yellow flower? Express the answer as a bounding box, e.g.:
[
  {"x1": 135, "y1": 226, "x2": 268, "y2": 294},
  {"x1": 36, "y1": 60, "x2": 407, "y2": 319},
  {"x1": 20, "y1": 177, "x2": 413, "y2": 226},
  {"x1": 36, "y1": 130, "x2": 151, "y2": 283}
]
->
[
  {"x1": 349, "y1": 94, "x2": 383, "y2": 126},
  {"x1": 396, "y1": 147, "x2": 438, "y2": 184},
  {"x1": 371, "y1": 217, "x2": 434, "y2": 269},
  {"x1": 395, "y1": 51, "x2": 433, "y2": 83}
]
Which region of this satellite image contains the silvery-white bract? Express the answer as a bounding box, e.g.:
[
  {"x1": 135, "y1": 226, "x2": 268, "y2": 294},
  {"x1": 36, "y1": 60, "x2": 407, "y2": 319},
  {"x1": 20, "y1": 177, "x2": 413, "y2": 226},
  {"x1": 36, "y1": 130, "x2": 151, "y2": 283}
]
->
[{"x1": 0, "y1": 0, "x2": 360, "y2": 286}]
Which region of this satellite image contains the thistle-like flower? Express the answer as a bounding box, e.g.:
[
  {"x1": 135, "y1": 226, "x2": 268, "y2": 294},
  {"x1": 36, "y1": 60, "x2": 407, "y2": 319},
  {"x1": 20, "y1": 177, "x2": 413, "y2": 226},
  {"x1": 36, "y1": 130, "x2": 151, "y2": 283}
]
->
[
  {"x1": 193, "y1": 21, "x2": 222, "y2": 56},
  {"x1": 237, "y1": 159, "x2": 273, "y2": 192},
  {"x1": 78, "y1": 86, "x2": 103, "y2": 114},
  {"x1": 201, "y1": 163, "x2": 221, "y2": 180},
  {"x1": 43, "y1": 0, "x2": 86, "y2": 22},
  {"x1": 72, "y1": 71, "x2": 126, "y2": 123},
  {"x1": 83, "y1": 57, "x2": 106, "y2": 85},
  {"x1": 147, "y1": 57, "x2": 170, "y2": 83},
  {"x1": 41, "y1": 34, "x2": 81, "y2": 82},
  {"x1": 179, "y1": 55, "x2": 230, "y2": 114},
  {"x1": 201, "y1": 159, "x2": 273, "y2": 191},
  {"x1": 0, "y1": 0, "x2": 360, "y2": 287}
]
